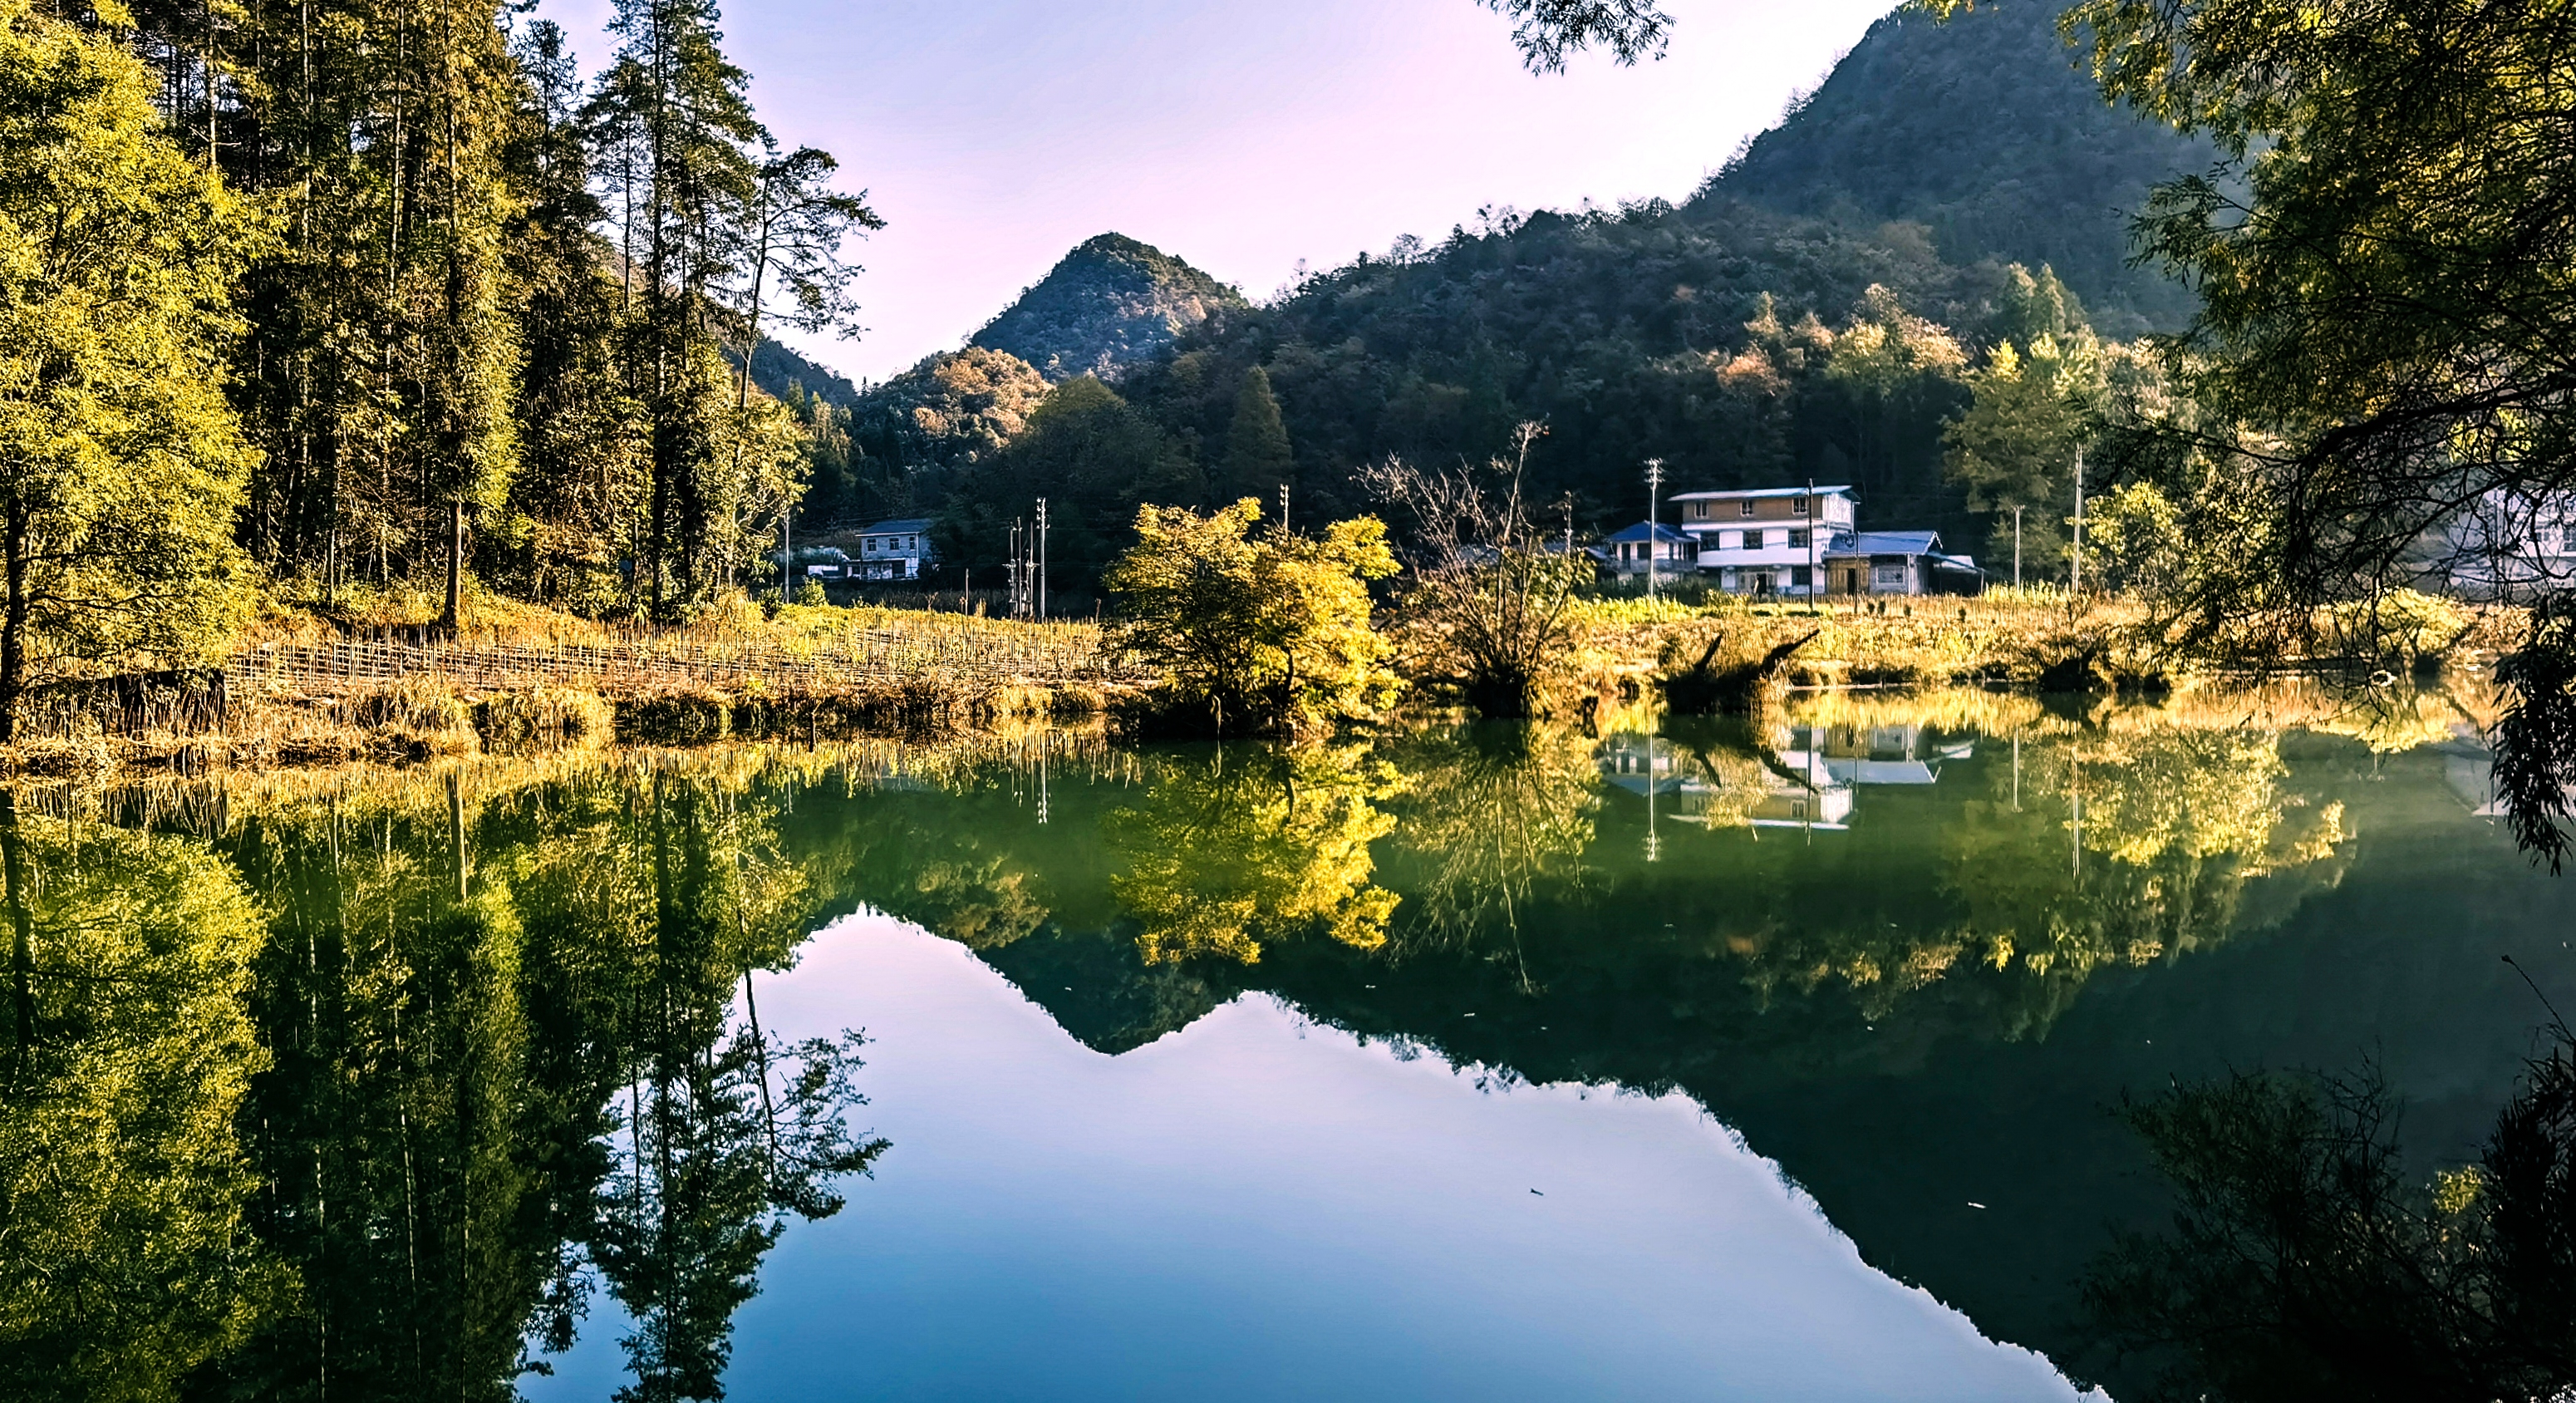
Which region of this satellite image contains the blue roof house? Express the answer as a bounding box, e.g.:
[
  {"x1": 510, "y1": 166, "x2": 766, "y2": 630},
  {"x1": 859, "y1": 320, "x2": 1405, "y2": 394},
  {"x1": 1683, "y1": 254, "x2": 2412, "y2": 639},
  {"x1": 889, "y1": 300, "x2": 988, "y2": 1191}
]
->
[{"x1": 1605, "y1": 521, "x2": 1694, "y2": 578}]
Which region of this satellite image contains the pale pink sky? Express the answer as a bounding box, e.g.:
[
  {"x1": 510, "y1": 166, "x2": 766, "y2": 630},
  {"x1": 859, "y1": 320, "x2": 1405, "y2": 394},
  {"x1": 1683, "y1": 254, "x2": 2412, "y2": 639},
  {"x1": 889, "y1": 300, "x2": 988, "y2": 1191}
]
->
[{"x1": 535, "y1": 0, "x2": 1899, "y2": 384}]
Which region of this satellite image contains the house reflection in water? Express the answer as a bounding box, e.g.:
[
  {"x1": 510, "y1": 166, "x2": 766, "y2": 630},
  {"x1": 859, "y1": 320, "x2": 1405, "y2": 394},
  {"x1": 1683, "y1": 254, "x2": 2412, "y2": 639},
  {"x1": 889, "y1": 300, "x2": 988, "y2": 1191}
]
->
[{"x1": 1595, "y1": 723, "x2": 1976, "y2": 835}]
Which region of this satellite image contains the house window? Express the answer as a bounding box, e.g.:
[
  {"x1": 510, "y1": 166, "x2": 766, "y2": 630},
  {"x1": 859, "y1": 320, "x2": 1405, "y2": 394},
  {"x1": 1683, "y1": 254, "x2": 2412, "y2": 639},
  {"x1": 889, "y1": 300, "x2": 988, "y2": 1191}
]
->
[
  {"x1": 1787, "y1": 529, "x2": 1808, "y2": 549},
  {"x1": 2560, "y1": 525, "x2": 2576, "y2": 552},
  {"x1": 1874, "y1": 562, "x2": 1910, "y2": 587},
  {"x1": 1793, "y1": 495, "x2": 1809, "y2": 516},
  {"x1": 1739, "y1": 500, "x2": 1757, "y2": 517},
  {"x1": 1742, "y1": 529, "x2": 1764, "y2": 550},
  {"x1": 1792, "y1": 566, "x2": 1812, "y2": 588}
]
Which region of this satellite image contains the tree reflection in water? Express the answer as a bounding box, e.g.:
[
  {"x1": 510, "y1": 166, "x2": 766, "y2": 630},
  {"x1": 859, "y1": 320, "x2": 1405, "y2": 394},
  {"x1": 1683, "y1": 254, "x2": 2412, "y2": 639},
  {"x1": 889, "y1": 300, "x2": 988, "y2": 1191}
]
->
[
  {"x1": 1106, "y1": 745, "x2": 1403, "y2": 965},
  {"x1": 2083, "y1": 1030, "x2": 2576, "y2": 1402},
  {"x1": 6, "y1": 757, "x2": 889, "y2": 1403},
  {"x1": 0, "y1": 800, "x2": 284, "y2": 1403}
]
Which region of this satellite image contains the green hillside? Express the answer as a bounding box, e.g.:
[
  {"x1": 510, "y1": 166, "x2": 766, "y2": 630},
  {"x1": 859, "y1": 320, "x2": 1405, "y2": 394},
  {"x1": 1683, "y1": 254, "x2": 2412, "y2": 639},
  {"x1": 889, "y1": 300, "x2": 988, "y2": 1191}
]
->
[
  {"x1": 1105, "y1": 199, "x2": 2054, "y2": 552},
  {"x1": 971, "y1": 233, "x2": 1248, "y2": 382},
  {"x1": 817, "y1": 3, "x2": 2206, "y2": 575},
  {"x1": 1710, "y1": 1, "x2": 2211, "y2": 336}
]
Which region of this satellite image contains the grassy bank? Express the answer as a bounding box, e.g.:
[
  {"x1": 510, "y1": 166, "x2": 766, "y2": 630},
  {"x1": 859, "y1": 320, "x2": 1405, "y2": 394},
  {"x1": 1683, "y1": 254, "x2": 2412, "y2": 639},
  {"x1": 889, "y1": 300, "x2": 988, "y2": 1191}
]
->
[
  {"x1": 0, "y1": 578, "x2": 2515, "y2": 780},
  {"x1": 1549, "y1": 589, "x2": 2511, "y2": 713},
  {"x1": 0, "y1": 593, "x2": 1146, "y2": 780}
]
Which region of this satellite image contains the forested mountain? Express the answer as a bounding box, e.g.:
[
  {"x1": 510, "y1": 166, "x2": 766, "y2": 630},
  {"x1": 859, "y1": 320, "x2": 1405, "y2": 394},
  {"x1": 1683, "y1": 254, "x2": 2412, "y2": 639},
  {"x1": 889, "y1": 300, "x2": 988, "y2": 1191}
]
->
[
  {"x1": 1708, "y1": 0, "x2": 2211, "y2": 336},
  {"x1": 970, "y1": 234, "x2": 1247, "y2": 382},
  {"x1": 750, "y1": 341, "x2": 863, "y2": 411},
  {"x1": 1104, "y1": 201, "x2": 2083, "y2": 552}
]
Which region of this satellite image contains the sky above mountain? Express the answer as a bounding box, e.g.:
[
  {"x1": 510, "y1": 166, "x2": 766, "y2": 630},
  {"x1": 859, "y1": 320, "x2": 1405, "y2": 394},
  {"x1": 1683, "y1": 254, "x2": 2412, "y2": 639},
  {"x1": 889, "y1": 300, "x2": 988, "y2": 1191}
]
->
[{"x1": 534, "y1": 0, "x2": 1895, "y2": 383}]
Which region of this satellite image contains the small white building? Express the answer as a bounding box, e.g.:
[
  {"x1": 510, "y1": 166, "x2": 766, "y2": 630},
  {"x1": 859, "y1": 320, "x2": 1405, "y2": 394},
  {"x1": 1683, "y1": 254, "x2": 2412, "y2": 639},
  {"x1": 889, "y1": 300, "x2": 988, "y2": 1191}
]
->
[
  {"x1": 2435, "y1": 492, "x2": 2576, "y2": 600},
  {"x1": 854, "y1": 518, "x2": 935, "y2": 582}
]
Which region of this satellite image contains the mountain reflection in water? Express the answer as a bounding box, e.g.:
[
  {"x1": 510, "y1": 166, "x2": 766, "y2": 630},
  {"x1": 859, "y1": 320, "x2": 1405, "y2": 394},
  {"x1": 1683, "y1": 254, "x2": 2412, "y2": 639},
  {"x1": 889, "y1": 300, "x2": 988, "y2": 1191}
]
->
[{"x1": 2, "y1": 687, "x2": 2569, "y2": 1400}]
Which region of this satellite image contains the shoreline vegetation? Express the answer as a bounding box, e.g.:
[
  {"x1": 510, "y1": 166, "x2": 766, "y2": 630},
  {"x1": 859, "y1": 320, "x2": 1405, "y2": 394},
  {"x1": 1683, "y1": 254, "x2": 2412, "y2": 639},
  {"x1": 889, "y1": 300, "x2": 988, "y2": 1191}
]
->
[{"x1": 0, "y1": 572, "x2": 2512, "y2": 782}]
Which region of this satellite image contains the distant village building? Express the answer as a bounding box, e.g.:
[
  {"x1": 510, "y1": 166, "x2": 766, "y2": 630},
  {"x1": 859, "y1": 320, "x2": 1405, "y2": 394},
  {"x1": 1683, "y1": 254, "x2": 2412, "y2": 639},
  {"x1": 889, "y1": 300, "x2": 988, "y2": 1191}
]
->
[
  {"x1": 850, "y1": 518, "x2": 935, "y2": 582},
  {"x1": 1666, "y1": 485, "x2": 1854, "y2": 595},
  {"x1": 1822, "y1": 530, "x2": 1984, "y2": 598},
  {"x1": 1604, "y1": 522, "x2": 1695, "y2": 578},
  {"x1": 2431, "y1": 491, "x2": 2576, "y2": 600},
  {"x1": 1610, "y1": 485, "x2": 1984, "y2": 596}
]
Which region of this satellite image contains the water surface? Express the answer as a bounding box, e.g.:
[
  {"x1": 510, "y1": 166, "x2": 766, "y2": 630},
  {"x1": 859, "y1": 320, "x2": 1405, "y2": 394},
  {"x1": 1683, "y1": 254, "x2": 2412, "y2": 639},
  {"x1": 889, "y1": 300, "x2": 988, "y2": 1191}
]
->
[{"x1": 5, "y1": 690, "x2": 2567, "y2": 1401}]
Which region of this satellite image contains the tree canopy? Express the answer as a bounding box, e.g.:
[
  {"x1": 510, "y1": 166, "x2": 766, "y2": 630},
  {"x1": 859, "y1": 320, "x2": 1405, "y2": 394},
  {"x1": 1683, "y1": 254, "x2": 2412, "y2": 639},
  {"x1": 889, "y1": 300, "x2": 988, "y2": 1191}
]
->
[
  {"x1": 1103, "y1": 500, "x2": 1399, "y2": 736},
  {"x1": 0, "y1": 0, "x2": 264, "y2": 736}
]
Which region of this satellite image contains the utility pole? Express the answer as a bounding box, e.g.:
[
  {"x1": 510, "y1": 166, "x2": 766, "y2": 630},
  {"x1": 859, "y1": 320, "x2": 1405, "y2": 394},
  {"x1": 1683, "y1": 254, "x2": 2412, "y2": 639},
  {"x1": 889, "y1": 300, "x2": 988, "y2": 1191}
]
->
[
  {"x1": 1036, "y1": 496, "x2": 1050, "y2": 622},
  {"x1": 2070, "y1": 446, "x2": 2086, "y2": 596},
  {"x1": 1007, "y1": 519, "x2": 1022, "y2": 620},
  {"x1": 1644, "y1": 735, "x2": 1660, "y2": 863},
  {"x1": 1278, "y1": 483, "x2": 1290, "y2": 534},
  {"x1": 780, "y1": 500, "x2": 793, "y2": 598},
  {"x1": 1644, "y1": 457, "x2": 1665, "y2": 603},
  {"x1": 2012, "y1": 505, "x2": 2023, "y2": 589},
  {"x1": 1806, "y1": 476, "x2": 1820, "y2": 614}
]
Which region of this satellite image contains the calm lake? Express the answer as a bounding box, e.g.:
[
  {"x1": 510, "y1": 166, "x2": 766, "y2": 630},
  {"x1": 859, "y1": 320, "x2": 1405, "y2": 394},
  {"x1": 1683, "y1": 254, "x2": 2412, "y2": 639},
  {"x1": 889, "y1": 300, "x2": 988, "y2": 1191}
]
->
[{"x1": 10, "y1": 689, "x2": 2572, "y2": 1401}]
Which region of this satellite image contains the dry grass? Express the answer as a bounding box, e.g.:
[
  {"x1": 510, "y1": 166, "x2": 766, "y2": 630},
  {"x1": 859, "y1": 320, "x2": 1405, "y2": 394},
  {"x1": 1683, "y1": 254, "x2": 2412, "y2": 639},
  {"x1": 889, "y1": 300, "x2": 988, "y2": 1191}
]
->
[
  {"x1": 1549, "y1": 593, "x2": 2140, "y2": 713},
  {"x1": 0, "y1": 588, "x2": 1142, "y2": 780}
]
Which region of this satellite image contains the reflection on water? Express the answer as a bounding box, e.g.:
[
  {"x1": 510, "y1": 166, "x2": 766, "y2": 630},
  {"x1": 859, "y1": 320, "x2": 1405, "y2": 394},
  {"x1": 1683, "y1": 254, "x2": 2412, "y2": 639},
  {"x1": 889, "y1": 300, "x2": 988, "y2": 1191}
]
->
[{"x1": 1, "y1": 688, "x2": 2567, "y2": 1399}]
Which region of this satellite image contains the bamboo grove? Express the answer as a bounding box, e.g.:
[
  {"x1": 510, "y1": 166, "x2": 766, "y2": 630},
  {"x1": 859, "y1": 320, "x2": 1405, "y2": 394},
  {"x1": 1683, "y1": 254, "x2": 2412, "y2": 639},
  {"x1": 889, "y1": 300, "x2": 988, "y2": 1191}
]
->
[{"x1": 55, "y1": 0, "x2": 875, "y2": 620}]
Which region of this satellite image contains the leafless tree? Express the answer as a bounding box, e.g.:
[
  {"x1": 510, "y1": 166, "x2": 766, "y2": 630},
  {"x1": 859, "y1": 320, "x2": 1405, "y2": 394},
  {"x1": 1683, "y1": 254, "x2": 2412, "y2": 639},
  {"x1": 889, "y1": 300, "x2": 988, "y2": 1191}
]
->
[{"x1": 1362, "y1": 423, "x2": 1590, "y2": 718}]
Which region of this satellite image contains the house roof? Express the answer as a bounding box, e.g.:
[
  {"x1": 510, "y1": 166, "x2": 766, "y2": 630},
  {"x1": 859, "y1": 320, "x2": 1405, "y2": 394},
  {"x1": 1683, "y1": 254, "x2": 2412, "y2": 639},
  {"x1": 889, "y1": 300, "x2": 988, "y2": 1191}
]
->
[
  {"x1": 863, "y1": 518, "x2": 933, "y2": 534},
  {"x1": 1824, "y1": 529, "x2": 1942, "y2": 559},
  {"x1": 1667, "y1": 485, "x2": 1856, "y2": 502},
  {"x1": 1605, "y1": 521, "x2": 1692, "y2": 544}
]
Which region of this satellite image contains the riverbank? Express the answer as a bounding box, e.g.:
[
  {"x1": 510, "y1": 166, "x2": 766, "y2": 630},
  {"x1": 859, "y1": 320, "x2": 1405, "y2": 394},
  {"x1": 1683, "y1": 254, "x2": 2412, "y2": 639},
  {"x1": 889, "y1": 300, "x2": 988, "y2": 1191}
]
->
[{"x1": 0, "y1": 586, "x2": 2514, "y2": 781}]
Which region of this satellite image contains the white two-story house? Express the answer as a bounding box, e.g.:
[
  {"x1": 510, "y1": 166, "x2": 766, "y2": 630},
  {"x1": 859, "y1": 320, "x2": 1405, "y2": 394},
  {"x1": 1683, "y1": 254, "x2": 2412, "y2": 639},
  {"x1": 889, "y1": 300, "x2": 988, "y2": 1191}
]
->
[
  {"x1": 1668, "y1": 486, "x2": 1858, "y2": 597},
  {"x1": 852, "y1": 518, "x2": 935, "y2": 582}
]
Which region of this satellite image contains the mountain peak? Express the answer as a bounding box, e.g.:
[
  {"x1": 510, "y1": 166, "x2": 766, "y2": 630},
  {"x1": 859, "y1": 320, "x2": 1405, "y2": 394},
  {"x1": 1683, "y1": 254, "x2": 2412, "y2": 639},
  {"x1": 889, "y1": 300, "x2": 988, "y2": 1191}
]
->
[{"x1": 971, "y1": 234, "x2": 1245, "y2": 382}]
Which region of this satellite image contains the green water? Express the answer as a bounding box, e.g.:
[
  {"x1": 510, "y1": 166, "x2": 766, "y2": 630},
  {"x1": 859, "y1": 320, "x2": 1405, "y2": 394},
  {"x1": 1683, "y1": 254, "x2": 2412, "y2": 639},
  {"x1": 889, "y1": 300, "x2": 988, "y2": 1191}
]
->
[{"x1": 1, "y1": 702, "x2": 2565, "y2": 1401}]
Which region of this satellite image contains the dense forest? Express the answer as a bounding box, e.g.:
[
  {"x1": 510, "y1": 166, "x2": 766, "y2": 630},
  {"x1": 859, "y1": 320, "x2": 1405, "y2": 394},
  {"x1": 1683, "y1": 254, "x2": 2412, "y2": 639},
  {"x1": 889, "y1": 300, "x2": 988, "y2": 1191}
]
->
[
  {"x1": 3, "y1": 0, "x2": 879, "y2": 671},
  {"x1": 1715, "y1": 0, "x2": 2212, "y2": 337}
]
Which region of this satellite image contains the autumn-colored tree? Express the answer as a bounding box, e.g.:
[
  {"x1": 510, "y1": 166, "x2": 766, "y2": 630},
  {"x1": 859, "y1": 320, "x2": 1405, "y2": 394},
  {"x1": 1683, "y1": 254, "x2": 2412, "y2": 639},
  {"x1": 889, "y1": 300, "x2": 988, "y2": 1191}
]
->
[
  {"x1": 1104, "y1": 499, "x2": 1400, "y2": 736},
  {"x1": 0, "y1": 0, "x2": 263, "y2": 739}
]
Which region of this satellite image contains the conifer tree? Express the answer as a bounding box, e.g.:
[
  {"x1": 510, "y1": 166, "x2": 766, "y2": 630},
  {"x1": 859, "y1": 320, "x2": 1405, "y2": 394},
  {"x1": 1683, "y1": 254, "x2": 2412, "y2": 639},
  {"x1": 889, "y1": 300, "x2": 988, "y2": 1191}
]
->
[
  {"x1": 586, "y1": 0, "x2": 764, "y2": 614},
  {"x1": 499, "y1": 19, "x2": 650, "y2": 611},
  {"x1": 1220, "y1": 365, "x2": 1293, "y2": 506}
]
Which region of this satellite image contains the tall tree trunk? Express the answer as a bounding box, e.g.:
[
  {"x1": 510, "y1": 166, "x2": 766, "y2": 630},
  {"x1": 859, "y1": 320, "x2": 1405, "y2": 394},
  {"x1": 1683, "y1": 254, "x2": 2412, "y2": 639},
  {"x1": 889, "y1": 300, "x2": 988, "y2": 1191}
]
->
[
  {"x1": 441, "y1": 499, "x2": 463, "y2": 630},
  {"x1": 0, "y1": 499, "x2": 30, "y2": 746},
  {"x1": 1, "y1": 790, "x2": 29, "y2": 1073}
]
